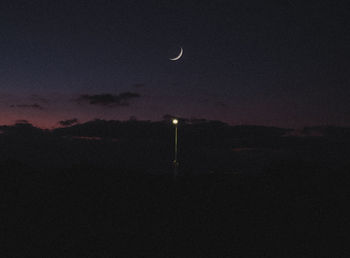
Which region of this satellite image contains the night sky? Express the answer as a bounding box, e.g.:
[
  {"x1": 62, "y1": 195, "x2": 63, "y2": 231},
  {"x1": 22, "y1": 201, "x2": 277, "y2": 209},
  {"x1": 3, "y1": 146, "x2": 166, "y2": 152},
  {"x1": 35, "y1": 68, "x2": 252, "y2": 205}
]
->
[{"x1": 0, "y1": 0, "x2": 349, "y2": 128}]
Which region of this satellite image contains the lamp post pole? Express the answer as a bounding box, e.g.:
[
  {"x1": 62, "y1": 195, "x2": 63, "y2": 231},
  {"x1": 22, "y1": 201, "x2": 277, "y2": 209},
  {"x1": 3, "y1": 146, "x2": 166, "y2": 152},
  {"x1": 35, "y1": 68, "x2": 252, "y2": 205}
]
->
[{"x1": 172, "y1": 119, "x2": 179, "y2": 178}]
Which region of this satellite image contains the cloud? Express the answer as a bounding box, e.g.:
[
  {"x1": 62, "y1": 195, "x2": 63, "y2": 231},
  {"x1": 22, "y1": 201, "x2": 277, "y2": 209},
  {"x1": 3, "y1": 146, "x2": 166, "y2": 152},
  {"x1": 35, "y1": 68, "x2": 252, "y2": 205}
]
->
[
  {"x1": 215, "y1": 101, "x2": 228, "y2": 108},
  {"x1": 10, "y1": 103, "x2": 44, "y2": 110},
  {"x1": 59, "y1": 118, "x2": 79, "y2": 127},
  {"x1": 30, "y1": 95, "x2": 49, "y2": 104},
  {"x1": 15, "y1": 120, "x2": 30, "y2": 124},
  {"x1": 132, "y1": 83, "x2": 145, "y2": 88},
  {"x1": 77, "y1": 92, "x2": 140, "y2": 107}
]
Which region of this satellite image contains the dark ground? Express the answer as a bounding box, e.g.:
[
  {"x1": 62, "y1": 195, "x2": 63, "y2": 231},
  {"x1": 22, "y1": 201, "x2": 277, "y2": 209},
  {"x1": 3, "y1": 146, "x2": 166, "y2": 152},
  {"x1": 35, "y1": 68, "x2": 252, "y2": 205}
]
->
[
  {"x1": 1, "y1": 165, "x2": 349, "y2": 257},
  {"x1": 1, "y1": 121, "x2": 350, "y2": 256}
]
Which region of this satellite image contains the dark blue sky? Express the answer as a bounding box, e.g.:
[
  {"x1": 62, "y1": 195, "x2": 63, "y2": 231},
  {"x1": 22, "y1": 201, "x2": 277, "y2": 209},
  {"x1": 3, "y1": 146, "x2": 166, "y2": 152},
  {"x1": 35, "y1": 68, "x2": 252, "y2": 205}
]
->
[{"x1": 0, "y1": 0, "x2": 349, "y2": 128}]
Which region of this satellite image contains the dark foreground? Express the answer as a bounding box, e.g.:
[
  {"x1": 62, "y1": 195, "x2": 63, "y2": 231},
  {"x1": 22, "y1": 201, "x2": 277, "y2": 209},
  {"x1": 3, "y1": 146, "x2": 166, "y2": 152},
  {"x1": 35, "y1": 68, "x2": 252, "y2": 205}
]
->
[{"x1": 1, "y1": 164, "x2": 349, "y2": 257}]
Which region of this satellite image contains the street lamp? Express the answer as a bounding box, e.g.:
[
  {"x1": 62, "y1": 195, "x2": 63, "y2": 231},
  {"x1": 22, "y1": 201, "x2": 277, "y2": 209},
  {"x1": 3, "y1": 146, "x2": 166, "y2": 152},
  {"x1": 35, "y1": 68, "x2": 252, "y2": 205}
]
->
[{"x1": 172, "y1": 118, "x2": 179, "y2": 178}]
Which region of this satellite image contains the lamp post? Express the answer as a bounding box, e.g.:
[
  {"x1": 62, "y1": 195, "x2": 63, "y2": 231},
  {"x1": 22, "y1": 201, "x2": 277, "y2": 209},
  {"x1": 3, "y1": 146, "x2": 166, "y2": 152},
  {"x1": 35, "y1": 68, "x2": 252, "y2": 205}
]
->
[{"x1": 172, "y1": 118, "x2": 179, "y2": 178}]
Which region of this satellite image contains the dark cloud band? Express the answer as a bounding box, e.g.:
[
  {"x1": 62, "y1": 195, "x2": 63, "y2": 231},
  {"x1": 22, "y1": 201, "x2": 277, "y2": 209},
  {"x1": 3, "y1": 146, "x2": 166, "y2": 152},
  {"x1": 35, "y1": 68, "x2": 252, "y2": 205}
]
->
[
  {"x1": 77, "y1": 92, "x2": 140, "y2": 107},
  {"x1": 10, "y1": 104, "x2": 44, "y2": 110}
]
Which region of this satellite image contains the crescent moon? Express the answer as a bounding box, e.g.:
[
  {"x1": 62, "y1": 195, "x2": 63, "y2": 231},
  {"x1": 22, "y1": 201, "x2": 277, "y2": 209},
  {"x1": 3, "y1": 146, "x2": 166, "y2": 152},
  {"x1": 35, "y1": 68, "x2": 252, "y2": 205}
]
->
[{"x1": 169, "y1": 47, "x2": 183, "y2": 61}]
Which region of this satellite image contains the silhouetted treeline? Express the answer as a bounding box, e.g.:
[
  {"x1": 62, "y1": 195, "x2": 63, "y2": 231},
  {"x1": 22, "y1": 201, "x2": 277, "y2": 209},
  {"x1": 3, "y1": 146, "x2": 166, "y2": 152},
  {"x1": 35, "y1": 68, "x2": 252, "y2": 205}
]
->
[{"x1": 1, "y1": 119, "x2": 349, "y2": 174}]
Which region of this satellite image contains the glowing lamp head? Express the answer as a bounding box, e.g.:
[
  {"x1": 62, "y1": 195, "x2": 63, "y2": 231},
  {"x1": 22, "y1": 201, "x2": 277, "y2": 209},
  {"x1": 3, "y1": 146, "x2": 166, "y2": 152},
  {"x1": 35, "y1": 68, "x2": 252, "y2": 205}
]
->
[{"x1": 172, "y1": 119, "x2": 179, "y2": 125}]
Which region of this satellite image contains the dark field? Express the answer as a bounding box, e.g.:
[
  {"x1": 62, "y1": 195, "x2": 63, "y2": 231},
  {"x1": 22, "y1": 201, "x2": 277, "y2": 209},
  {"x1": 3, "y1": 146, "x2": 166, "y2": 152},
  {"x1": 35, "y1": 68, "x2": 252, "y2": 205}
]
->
[{"x1": 1, "y1": 121, "x2": 349, "y2": 256}]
